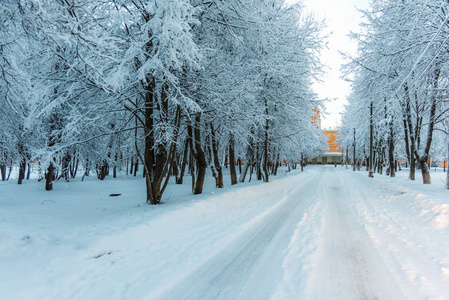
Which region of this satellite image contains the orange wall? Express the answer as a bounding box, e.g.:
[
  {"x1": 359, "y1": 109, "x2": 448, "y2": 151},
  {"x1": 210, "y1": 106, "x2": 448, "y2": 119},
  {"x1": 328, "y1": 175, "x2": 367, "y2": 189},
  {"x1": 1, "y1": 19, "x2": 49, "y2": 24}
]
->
[{"x1": 324, "y1": 130, "x2": 340, "y2": 153}]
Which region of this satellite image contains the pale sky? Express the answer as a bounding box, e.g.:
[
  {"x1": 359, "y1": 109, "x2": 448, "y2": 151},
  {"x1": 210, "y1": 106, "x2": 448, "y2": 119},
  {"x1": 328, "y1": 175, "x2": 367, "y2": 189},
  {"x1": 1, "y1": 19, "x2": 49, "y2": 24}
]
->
[{"x1": 289, "y1": 0, "x2": 370, "y2": 129}]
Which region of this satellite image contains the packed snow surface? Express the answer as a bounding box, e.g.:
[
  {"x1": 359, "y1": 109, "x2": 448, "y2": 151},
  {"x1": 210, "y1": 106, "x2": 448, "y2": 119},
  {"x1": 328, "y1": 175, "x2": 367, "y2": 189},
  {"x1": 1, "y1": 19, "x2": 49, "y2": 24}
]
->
[{"x1": 1, "y1": 166, "x2": 449, "y2": 299}]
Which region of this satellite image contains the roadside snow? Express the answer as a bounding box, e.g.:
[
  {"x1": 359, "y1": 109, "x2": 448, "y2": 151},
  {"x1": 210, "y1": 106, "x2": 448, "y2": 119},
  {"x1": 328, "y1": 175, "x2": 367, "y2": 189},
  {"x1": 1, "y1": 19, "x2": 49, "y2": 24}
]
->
[{"x1": 1, "y1": 166, "x2": 449, "y2": 299}]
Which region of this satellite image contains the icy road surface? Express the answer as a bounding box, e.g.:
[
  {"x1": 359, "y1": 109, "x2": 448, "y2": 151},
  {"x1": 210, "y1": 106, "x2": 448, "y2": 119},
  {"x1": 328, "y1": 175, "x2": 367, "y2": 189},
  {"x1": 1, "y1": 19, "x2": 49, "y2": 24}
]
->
[
  {"x1": 1, "y1": 166, "x2": 449, "y2": 299},
  {"x1": 156, "y1": 167, "x2": 401, "y2": 300}
]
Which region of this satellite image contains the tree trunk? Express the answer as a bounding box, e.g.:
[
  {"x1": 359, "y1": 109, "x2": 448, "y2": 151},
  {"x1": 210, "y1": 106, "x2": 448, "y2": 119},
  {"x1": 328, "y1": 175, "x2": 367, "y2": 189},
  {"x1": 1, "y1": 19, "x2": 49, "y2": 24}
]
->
[
  {"x1": 418, "y1": 158, "x2": 431, "y2": 184},
  {"x1": 193, "y1": 114, "x2": 207, "y2": 195},
  {"x1": 205, "y1": 126, "x2": 211, "y2": 166},
  {"x1": 0, "y1": 164, "x2": 6, "y2": 181},
  {"x1": 45, "y1": 163, "x2": 54, "y2": 191},
  {"x1": 378, "y1": 159, "x2": 383, "y2": 175},
  {"x1": 188, "y1": 124, "x2": 196, "y2": 192},
  {"x1": 389, "y1": 120, "x2": 395, "y2": 177},
  {"x1": 256, "y1": 144, "x2": 262, "y2": 181},
  {"x1": 239, "y1": 161, "x2": 249, "y2": 183},
  {"x1": 144, "y1": 79, "x2": 160, "y2": 203},
  {"x1": 414, "y1": 69, "x2": 439, "y2": 184},
  {"x1": 273, "y1": 153, "x2": 280, "y2": 176},
  {"x1": 84, "y1": 158, "x2": 90, "y2": 177},
  {"x1": 249, "y1": 163, "x2": 253, "y2": 182},
  {"x1": 18, "y1": 158, "x2": 26, "y2": 185},
  {"x1": 257, "y1": 161, "x2": 263, "y2": 181},
  {"x1": 353, "y1": 128, "x2": 356, "y2": 171},
  {"x1": 239, "y1": 135, "x2": 253, "y2": 183},
  {"x1": 141, "y1": 83, "x2": 181, "y2": 204},
  {"x1": 113, "y1": 153, "x2": 118, "y2": 178},
  {"x1": 238, "y1": 158, "x2": 242, "y2": 174},
  {"x1": 263, "y1": 99, "x2": 269, "y2": 182},
  {"x1": 210, "y1": 124, "x2": 223, "y2": 188},
  {"x1": 404, "y1": 83, "x2": 416, "y2": 180},
  {"x1": 69, "y1": 152, "x2": 79, "y2": 178},
  {"x1": 229, "y1": 133, "x2": 237, "y2": 185},
  {"x1": 141, "y1": 81, "x2": 158, "y2": 202},
  {"x1": 97, "y1": 160, "x2": 108, "y2": 180},
  {"x1": 346, "y1": 148, "x2": 349, "y2": 168},
  {"x1": 410, "y1": 154, "x2": 416, "y2": 180},
  {"x1": 133, "y1": 159, "x2": 138, "y2": 177},
  {"x1": 210, "y1": 165, "x2": 218, "y2": 187},
  {"x1": 369, "y1": 102, "x2": 374, "y2": 178},
  {"x1": 7, "y1": 164, "x2": 12, "y2": 181}
]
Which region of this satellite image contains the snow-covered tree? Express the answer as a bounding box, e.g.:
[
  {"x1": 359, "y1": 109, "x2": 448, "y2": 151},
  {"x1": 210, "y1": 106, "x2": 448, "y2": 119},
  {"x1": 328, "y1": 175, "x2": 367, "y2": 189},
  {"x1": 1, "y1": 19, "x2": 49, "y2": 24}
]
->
[
  {"x1": 341, "y1": 0, "x2": 449, "y2": 185},
  {"x1": 0, "y1": 0, "x2": 328, "y2": 203}
]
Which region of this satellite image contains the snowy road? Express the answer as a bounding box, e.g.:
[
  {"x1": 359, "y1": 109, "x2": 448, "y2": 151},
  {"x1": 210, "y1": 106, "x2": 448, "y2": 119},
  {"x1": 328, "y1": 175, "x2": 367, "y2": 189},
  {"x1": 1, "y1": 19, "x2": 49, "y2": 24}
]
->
[
  {"x1": 157, "y1": 169, "x2": 321, "y2": 300},
  {"x1": 305, "y1": 169, "x2": 400, "y2": 300},
  {"x1": 155, "y1": 167, "x2": 402, "y2": 300},
  {"x1": 154, "y1": 166, "x2": 449, "y2": 300},
  {"x1": 2, "y1": 166, "x2": 449, "y2": 299}
]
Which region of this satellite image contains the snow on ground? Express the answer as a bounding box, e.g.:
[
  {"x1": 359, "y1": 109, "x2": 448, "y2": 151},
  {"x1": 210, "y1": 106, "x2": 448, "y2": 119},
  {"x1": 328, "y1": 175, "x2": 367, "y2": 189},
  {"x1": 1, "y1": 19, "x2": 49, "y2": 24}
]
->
[{"x1": 1, "y1": 165, "x2": 449, "y2": 299}]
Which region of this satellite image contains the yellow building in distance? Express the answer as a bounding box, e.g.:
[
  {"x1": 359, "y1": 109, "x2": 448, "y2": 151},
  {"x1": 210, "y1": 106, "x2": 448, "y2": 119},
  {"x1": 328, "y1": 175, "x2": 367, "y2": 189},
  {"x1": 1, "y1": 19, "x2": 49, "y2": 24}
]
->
[
  {"x1": 309, "y1": 130, "x2": 343, "y2": 164},
  {"x1": 309, "y1": 109, "x2": 343, "y2": 164},
  {"x1": 324, "y1": 130, "x2": 340, "y2": 153}
]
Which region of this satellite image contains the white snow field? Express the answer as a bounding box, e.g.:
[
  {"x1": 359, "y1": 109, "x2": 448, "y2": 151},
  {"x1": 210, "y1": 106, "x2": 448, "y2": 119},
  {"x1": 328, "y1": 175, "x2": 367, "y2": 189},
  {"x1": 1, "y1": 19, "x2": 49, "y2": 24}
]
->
[{"x1": 1, "y1": 166, "x2": 449, "y2": 299}]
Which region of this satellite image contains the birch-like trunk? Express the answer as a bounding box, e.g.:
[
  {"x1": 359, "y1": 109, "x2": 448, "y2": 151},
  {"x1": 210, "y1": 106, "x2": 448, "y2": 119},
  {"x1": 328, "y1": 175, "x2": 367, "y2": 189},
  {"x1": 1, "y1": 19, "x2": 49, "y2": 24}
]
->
[
  {"x1": 193, "y1": 113, "x2": 207, "y2": 195},
  {"x1": 229, "y1": 133, "x2": 237, "y2": 185},
  {"x1": 210, "y1": 124, "x2": 223, "y2": 188}
]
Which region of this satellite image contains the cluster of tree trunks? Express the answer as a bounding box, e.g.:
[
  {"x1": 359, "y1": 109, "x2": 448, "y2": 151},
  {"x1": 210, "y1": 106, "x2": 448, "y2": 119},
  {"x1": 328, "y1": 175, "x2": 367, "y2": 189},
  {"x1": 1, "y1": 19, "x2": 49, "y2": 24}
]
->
[{"x1": 402, "y1": 71, "x2": 439, "y2": 184}]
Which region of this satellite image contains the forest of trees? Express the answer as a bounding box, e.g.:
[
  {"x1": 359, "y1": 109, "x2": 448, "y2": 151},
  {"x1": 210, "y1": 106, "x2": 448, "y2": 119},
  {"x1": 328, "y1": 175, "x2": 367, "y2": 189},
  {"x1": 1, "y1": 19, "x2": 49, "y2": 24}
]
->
[
  {"x1": 0, "y1": 0, "x2": 328, "y2": 203},
  {"x1": 340, "y1": 0, "x2": 449, "y2": 188}
]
